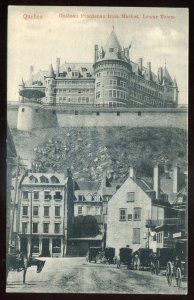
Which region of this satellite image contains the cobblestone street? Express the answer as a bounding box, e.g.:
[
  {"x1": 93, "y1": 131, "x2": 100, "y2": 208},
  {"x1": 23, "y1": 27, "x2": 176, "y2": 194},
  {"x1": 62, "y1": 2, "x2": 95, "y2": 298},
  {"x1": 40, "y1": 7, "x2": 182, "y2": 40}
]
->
[{"x1": 6, "y1": 257, "x2": 187, "y2": 294}]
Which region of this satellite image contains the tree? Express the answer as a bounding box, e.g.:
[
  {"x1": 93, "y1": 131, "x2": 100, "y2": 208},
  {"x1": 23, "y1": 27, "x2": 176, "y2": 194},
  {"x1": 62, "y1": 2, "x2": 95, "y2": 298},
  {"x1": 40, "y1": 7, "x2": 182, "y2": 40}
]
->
[{"x1": 70, "y1": 215, "x2": 101, "y2": 238}]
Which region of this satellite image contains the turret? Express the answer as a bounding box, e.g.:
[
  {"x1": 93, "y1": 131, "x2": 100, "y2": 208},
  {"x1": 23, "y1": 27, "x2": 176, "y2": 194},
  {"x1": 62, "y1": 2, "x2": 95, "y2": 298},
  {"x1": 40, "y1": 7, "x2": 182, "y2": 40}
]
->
[
  {"x1": 48, "y1": 64, "x2": 55, "y2": 78},
  {"x1": 45, "y1": 64, "x2": 56, "y2": 105}
]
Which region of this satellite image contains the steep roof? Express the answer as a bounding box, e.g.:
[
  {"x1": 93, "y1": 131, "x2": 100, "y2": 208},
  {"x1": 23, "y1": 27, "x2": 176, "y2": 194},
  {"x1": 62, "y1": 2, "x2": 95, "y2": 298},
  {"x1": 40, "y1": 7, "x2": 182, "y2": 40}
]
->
[
  {"x1": 48, "y1": 64, "x2": 55, "y2": 78},
  {"x1": 163, "y1": 66, "x2": 173, "y2": 84},
  {"x1": 75, "y1": 180, "x2": 101, "y2": 192},
  {"x1": 104, "y1": 29, "x2": 122, "y2": 53}
]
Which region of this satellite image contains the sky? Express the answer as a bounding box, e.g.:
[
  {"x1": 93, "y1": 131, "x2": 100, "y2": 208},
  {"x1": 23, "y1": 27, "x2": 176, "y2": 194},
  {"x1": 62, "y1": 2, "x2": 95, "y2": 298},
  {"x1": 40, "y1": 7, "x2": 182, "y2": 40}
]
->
[{"x1": 8, "y1": 6, "x2": 188, "y2": 104}]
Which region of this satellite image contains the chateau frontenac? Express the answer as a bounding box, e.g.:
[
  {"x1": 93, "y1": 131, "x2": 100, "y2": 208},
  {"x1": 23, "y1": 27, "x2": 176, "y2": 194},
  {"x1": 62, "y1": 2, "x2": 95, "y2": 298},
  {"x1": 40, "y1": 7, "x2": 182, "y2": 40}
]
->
[{"x1": 18, "y1": 28, "x2": 178, "y2": 108}]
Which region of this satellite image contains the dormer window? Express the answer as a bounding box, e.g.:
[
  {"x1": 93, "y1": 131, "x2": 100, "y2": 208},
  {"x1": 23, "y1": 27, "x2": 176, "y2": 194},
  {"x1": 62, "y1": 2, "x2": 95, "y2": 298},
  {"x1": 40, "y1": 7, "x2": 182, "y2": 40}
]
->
[
  {"x1": 50, "y1": 176, "x2": 59, "y2": 184},
  {"x1": 109, "y1": 48, "x2": 114, "y2": 52},
  {"x1": 40, "y1": 175, "x2": 49, "y2": 183},
  {"x1": 78, "y1": 195, "x2": 85, "y2": 202},
  {"x1": 29, "y1": 175, "x2": 38, "y2": 183}
]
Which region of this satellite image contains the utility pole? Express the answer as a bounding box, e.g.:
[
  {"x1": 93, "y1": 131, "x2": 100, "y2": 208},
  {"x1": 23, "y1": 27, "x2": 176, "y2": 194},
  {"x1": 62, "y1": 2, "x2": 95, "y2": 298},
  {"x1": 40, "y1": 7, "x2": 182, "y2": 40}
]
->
[
  {"x1": 29, "y1": 190, "x2": 33, "y2": 257},
  {"x1": 9, "y1": 156, "x2": 20, "y2": 248}
]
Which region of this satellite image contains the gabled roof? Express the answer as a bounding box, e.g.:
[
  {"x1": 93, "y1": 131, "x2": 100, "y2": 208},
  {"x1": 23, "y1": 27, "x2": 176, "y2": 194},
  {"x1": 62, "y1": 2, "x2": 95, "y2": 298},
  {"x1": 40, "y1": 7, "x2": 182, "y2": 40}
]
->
[{"x1": 75, "y1": 180, "x2": 101, "y2": 192}]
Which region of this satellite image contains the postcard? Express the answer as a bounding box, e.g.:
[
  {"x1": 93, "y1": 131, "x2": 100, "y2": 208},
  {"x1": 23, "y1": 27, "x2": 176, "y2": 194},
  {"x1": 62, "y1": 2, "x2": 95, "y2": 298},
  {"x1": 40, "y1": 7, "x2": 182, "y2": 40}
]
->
[{"x1": 7, "y1": 6, "x2": 188, "y2": 294}]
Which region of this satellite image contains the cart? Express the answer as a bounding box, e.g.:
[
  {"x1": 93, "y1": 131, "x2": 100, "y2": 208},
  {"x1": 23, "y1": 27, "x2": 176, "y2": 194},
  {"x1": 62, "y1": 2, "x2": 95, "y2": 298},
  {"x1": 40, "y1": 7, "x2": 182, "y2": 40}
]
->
[
  {"x1": 87, "y1": 247, "x2": 102, "y2": 263},
  {"x1": 151, "y1": 247, "x2": 174, "y2": 275},
  {"x1": 104, "y1": 247, "x2": 115, "y2": 264},
  {"x1": 117, "y1": 247, "x2": 133, "y2": 269},
  {"x1": 166, "y1": 239, "x2": 187, "y2": 288}
]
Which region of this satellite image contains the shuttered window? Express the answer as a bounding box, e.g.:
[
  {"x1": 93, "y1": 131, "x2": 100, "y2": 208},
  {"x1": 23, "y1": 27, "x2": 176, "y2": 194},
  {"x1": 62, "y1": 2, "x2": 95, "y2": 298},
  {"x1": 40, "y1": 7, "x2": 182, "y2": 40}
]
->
[{"x1": 133, "y1": 228, "x2": 140, "y2": 244}]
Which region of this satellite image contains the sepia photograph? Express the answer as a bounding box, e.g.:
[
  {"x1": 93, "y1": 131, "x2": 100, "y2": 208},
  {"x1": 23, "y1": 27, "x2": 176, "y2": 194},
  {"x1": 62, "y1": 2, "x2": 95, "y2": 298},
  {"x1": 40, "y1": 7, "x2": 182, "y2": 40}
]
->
[{"x1": 6, "y1": 6, "x2": 188, "y2": 294}]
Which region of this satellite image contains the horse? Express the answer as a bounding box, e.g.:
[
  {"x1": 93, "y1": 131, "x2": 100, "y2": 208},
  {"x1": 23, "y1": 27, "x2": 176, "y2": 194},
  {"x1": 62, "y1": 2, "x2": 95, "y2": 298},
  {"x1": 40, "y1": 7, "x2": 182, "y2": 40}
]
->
[{"x1": 6, "y1": 253, "x2": 46, "y2": 284}]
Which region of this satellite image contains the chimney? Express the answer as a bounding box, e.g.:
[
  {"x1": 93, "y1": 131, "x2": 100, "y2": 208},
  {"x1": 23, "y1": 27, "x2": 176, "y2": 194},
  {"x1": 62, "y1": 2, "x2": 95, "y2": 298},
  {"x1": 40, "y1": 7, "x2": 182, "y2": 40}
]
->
[
  {"x1": 158, "y1": 67, "x2": 163, "y2": 84},
  {"x1": 138, "y1": 58, "x2": 143, "y2": 74},
  {"x1": 29, "y1": 65, "x2": 34, "y2": 86},
  {"x1": 173, "y1": 163, "x2": 178, "y2": 194},
  {"x1": 94, "y1": 45, "x2": 98, "y2": 62},
  {"x1": 153, "y1": 164, "x2": 159, "y2": 199},
  {"x1": 56, "y1": 57, "x2": 60, "y2": 77},
  {"x1": 147, "y1": 62, "x2": 151, "y2": 79},
  {"x1": 129, "y1": 166, "x2": 134, "y2": 178}
]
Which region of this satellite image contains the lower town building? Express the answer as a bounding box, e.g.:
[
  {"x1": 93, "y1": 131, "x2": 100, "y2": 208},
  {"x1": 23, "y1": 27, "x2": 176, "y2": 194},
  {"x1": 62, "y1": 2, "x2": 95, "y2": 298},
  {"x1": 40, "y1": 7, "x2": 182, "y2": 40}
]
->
[
  {"x1": 18, "y1": 173, "x2": 67, "y2": 257},
  {"x1": 106, "y1": 165, "x2": 183, "y2": 255}
]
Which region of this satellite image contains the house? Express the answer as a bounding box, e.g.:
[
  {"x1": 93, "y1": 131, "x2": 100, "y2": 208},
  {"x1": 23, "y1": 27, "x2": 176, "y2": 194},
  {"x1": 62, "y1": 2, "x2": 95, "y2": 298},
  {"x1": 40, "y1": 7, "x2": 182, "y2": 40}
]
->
[
  {"x1": 106, "y1": 165, "x2": 182, "y2": 255},
  {"x1": 18, "y1": 173, "x2": 67, "y2": 257},
  {"x1": 66, "y1": 175, "x2": 120, "y2": 256}
]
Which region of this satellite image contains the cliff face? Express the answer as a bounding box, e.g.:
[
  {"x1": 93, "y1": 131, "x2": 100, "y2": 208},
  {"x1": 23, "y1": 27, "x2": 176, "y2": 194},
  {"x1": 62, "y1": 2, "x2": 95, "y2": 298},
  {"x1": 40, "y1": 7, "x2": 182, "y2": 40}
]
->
[{"x1": 10, "y1": 127, "x2": 187, "y2": 183}]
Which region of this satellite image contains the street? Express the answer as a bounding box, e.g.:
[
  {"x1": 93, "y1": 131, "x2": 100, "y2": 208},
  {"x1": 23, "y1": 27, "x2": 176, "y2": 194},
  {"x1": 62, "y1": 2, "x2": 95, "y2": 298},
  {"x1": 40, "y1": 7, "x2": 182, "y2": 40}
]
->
[{"x1": 6, "y1": 257, "x2": 187, "y2": 294}]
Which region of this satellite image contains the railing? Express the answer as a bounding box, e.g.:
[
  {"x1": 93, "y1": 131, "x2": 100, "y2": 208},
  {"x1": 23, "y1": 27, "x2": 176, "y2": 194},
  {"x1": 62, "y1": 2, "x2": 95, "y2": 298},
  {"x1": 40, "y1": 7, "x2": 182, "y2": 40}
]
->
[{"x1": 146, "y1": 218, "x2": 181, "y2": 227}]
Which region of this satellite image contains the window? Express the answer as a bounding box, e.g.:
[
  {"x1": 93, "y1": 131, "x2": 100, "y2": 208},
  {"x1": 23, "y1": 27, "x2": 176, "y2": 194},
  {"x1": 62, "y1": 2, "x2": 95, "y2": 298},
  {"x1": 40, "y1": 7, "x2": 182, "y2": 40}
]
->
[
  {"x1": 22, "y1": 206, "x2": 28, "y2": 216},
  {"x1": 22, "y1": 108, "x2": 25, "y2": 112},
  {"x1": 78, "y1": 206, "x2": 83, "y2": 215},
  {"x1": 78, "y1": 195, "x2": 85, "y2": 202},
  {"x1": 54, "y1": 191, "x2": 62, "y2": 200},
  {"x1": 29, "y1": 175, "x2": 38, "y2": 183},
  {"x1": 40, "y1": 176, "x2": 49, "y2": 183},
  {"x1": 33, "y1": 191, "x2": 39, "y2": 200},
  {"x1": 127, "y1": 192, "x2": 135, "y2": 202},
  {"x1": 133, "y1": 228, "x2": 140, "y2": 244},
  {"x1": 109, "y1": 48, "x2": 114, "y2": 52},
  {"x1": 50, "y1": 176, "x2": 59, "y2": 183},
  {"x1": 33, "y1": 206, "x2": 39, "y2": 216},
  {"x1": 22, "y1": 222, "x2": 27, "y2": 234},
  {"x1": 44, "y1": 206, "x2": 49, "y2": 217},
  {"x1": 23, "y1": 191, "x2": 28, "y2": 200},
  {"x1": 33, "y1": 223, "x2": 38, "y2": 233},
  {"x1": 55, "y1": 206, "x2": 60, "y2": 217},
  {"x1": 134, "y1": 208, "x2": 141, "y2": 221},
  {"x1": 128, "y1": 214, "x2": 132, "y2": 221},
  {"x1": 44, "y1": 191, "x2": 51, "y2": 200},
  {"x1": 43, "y1": 223, "x2": 49, "y2": 233},
  {"x1": 119, "y1": 208, "x2": 127, "y2": 221},
  {"x1": 54, "y1": 223, "x2": 60, "y2": 234}
]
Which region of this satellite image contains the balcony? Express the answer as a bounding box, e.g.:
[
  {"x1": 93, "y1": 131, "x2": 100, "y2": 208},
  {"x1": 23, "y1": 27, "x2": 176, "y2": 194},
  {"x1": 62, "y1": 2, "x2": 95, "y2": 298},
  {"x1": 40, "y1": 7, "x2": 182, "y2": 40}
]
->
[{"x1": 146, "y1": 218, "x2": 181, "y2": 228}]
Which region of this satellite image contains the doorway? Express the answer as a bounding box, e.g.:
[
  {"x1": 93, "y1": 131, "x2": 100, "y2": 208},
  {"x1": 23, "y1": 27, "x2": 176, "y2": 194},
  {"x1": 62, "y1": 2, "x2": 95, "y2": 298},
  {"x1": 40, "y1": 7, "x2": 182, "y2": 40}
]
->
[{"x1": 41, "y1": 238, "x2": 50, "y2": 257}]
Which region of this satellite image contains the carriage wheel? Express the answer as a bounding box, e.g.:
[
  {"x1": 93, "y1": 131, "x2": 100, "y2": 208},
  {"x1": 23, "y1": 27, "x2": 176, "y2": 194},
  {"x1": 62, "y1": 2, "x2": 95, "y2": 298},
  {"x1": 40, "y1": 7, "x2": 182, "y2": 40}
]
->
[
  {"x1": 166, "y1": 262, "x2": 173, "y2": 286},
  {"x1": 176, "y1": 267, "x2": 182, "y2": 288}
]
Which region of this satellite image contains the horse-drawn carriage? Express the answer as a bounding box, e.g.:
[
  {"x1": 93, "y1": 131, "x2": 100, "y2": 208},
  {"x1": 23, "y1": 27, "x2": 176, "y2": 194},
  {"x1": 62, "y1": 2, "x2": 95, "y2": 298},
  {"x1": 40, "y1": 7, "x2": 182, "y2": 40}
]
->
[
  {"x1": 87, "y1": 247, "x2": 102, "y2": 263},
  {"x1": 166, "y1": 239, "x2": 187, "y2": 288},
  {"x1": 104, "y1": 247, "x2": 115, "y2": 264},
  {"x1": 116, "y1": 247, "x2": 133, "y2": 269},
  {"x1": 133, "y1": 248, "x2": 153, "y2": 270},
  {"x1": 151, "y1": 247, "x2": 174, "y2": 275}
]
